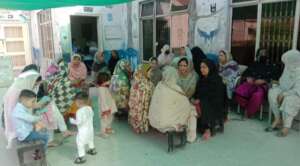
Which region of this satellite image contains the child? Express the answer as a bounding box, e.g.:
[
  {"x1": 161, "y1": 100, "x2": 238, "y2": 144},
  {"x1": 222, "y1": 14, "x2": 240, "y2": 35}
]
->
[
  {"x1": 70, "y1": 92, "x2": 96, "y2": 164},
  {"x1": 12, "y1": 89, "x2": 48, "y2": 158},
  {"x1": 97, "y1": 72, "x2": 117, "y2": 137}
]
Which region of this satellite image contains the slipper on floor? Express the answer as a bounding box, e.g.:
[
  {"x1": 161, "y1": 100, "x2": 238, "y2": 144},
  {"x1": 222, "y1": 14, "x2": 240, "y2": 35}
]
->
[
  {"x1": 264, "y1": 126, "x2": 279, "y2": 132},
  {"x1": 87, "y1": 148, "x2": 97, "y2": 155},
  {"x1": 74, "y1": 157, "x2": 86, "y2": 164}
]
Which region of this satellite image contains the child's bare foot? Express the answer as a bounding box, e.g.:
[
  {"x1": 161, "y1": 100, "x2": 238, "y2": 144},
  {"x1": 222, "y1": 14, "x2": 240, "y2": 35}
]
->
[
  {"x1": 98, "y1": 133, "x2": 109, "y2": 138},
  {"x1": 32, "y1": 150, "x2": 42, "y2": 160},
  {"x1": 202, "y1": 130, "x2": 211, "y2": 141},
  {"x1": 106, "y1": 128, "x2": 115, "y2": 134},
  {"x1": 63, "y1": 130, "x2": 75, "y2": 138},
  {"x1": 277, "y1": 128, "x2": 289, "y2": 137},
  {"x1": 48, "y1": 141, "x2": 59, "y2": 148}
]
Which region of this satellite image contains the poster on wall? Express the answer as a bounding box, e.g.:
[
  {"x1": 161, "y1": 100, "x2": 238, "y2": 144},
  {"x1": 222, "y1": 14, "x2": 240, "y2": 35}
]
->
[
  {"x1": 0, "y1": 56, "x2": 14, "y2": 87},
  {"x1": 194, "y1": 0, "x2": 228, "y2": 54}
]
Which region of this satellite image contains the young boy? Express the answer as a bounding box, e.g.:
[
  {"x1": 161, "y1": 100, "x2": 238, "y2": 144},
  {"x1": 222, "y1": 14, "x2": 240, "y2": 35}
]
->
[
  {"x1": 70, "y1": 92, "x2": 96, "y2": 164},
  {"x1": 97, "y1": 72, "x2": 117, "y2": 138},
  {"x1": 12, "y1": 90, "x2": 48, "y2": 155}
]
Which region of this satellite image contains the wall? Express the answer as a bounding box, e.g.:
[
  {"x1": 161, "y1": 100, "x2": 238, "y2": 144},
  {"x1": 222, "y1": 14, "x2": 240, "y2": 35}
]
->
[
  {"x1": 192, "y1": 0, "x2": 229, "y2": 54},
  {"x1": 131, "y1": 0, "x2": 230, "y2": 55},
  {"x1": 30, "y1": 5, "x2": 129, "y2": 76}
]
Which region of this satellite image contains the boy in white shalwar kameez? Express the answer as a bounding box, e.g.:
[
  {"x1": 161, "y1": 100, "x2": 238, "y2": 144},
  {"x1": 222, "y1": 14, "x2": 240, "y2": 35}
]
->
[
  {"x1": 96, "y1": 72, "x2": 118, "y2": 137},
  {"x1": 70, "y1": 92, "x2": 97, "y2": 164}
]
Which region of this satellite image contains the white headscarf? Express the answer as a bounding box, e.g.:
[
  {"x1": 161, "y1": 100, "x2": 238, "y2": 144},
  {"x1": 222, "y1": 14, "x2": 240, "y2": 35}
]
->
[
  {"x1": 279, "y1": 50, "x2": 300, "y2": 91},
  {"x1": 161, "y1": 44, "x2": 170, "y2": 54},
  {"x1": 13, "y1": 70, "x2": 41, "y2": 91}
]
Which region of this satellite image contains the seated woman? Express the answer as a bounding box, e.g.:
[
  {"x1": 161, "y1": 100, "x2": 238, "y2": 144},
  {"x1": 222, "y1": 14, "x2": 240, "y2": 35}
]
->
[
  {"x1": 149, "y1": 66, "x2": 197, "y2": 143},
  {"x1": 48, "y1": 60, "x2": 77, "y2": 117},
  {"x1": 108, "y1": 50, "x2": 120, "y2": 75},
  {"x1": 110, "y1": 59, "x2": 132, "y2": 115},
  {"x1": 68, "y1": 54, "x2": 87, "y2": 88},
  {"x1": 128, "y1": 64, "x2": 154, "y2": 133},
  {"x1": 177, "y1": 57, "x2": 198, "y2": 98},
  {"x1": 191, "y1": 46, "x2": 207, "y2": 76},
  {"x1": 192, "y1": 59, "x2": 226, "y2": 140},
  {"x1": 235, "y1": 48, "x2": 278, "y2": 118},
  {"x1": 267, "y1": 50, "x2": 300, "y2": 137},
  {"x1": 148, "y1": 57, "x2": 162, "y2": 87},
  {"x1": 157, "y1": 44, "x2": 174, "y2": 67},
  {"x1": 170, "y1": 46, "x2": 193, "y2": 68},
  {"x1": 218, "y1": 50, "x2": 239, "y2": 99},
  {"x1": 91, "y1": 51, "x2": 110, "y2": 81}
]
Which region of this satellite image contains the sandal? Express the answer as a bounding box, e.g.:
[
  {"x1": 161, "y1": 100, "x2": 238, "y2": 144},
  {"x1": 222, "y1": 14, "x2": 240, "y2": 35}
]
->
[
  {"x1": 74, "y1": 157, "x2": 86, "y2": 164},
  {"x1": 87, "y1": 148, "x2": 97, "y2": 155},
  {"x1": 264, "y1": 126, "x2": 279, "y2": 132}
]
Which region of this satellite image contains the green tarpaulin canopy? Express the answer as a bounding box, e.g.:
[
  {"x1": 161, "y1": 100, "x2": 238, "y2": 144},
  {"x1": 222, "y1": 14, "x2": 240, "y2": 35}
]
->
[{"x1": 0, "y1": 0, "x2": 133, "y2": 10}]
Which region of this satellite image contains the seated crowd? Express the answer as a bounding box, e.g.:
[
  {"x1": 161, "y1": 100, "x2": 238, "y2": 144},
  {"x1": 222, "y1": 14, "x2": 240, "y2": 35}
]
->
[{"x1": 2, "y1": 45, "x2": 300, "y2": 164}]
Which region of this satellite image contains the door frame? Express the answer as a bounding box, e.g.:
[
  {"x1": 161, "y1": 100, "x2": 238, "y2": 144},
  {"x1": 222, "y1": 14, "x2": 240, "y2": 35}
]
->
[{"x1": 69, "y1": 13, "x2": 103, "y2": 53}]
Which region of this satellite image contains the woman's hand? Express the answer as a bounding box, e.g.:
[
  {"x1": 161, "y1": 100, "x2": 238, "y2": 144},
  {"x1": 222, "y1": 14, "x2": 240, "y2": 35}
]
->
[
  {"x1": 254, "y1": 79, "x2": 266, "y2": 85},
  {"x1": 246, "y1": 77, "x2": 254, "y2": 84},
  {"x1": 35, "y1": 121, "x2": 45, "y2": 131},
  {"x1": 277, "y1": 94, "x2": 284, "y2": 106},
  {"x1": 192, "y1": 99, "x2": 200, "y2": 105}
]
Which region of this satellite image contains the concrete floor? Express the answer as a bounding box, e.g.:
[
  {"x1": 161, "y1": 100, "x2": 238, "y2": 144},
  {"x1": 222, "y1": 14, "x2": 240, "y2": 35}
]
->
[
  {"x1": 1, "y1": 112, "x2": 300, "y2": 166},
  {"x1": 1, "y1": 95, "x2": 299, "y2": 166}
]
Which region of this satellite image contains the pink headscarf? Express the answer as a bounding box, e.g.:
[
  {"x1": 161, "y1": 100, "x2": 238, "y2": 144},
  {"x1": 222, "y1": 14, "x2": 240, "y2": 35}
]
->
[{"x1": 68, "y1": 55, "x2": 87, "y2": 81}]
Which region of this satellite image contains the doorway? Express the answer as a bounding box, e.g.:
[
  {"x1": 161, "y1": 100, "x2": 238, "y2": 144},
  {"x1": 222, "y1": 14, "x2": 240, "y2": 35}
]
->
[{"x1": 70, "y1": 16, "x2": 98, "y2": 73}]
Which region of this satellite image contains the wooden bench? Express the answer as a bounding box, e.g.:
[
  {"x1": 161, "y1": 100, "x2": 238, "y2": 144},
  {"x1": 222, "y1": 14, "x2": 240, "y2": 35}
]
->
[
  {"x1": 167, "y1": 127, "x2": 187, "y2": 153},
  {"x1": 16, "y1": 140, "x2": 47, "y2": 166}
]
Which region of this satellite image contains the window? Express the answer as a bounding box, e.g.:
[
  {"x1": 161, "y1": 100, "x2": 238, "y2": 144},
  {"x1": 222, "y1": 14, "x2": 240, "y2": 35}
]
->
[
  {"x1": 231, "y1": 5, "x2": 257, "y2": 65},
  {"x1": 38, "y1": 9, "x2": 55, "y2": 59},
  {"x1": 156, "y1": 17, "x2": 170, "y2": 55},
  {"x1": 232, "y1": 0, "x2": 256, "y2": 3},
  {"x1": 156, "y1": 0, "x2": 170, "y2": 15},
  {"x1": 142, "y1": 19, "x2": 154, "y2": 61},
  {"x1": 141, "y1": 2, "x2": 154, "y2": 17},
  {"x1": 4, "y1": 27, "x2": 23, "y2": 38},
  {"x1": 140, "y1": 0, "x2": 190, "y2": 60},
  {"x1": 171, "y1": 0, "x2": 189, "y2": 11},
  {"x1": 260, "y1": 0, "x2": 296, "y2": 63}
]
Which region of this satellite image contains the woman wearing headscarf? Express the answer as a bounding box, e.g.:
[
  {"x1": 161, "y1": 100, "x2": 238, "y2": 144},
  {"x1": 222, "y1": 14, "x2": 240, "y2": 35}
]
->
[
  {"x1": 157, "y1": 44, "x2": 174, "y2": 67},
  {"x1": 128, "y1": 64, "x2": 154, "y2": 133},
  {"x1": 68, "y1": 54, "x2": 87, "y2": 87},
  {"x1": 3, "y1": 70, "x2": 42, "y2": 148},
  {"x1": 48, "y1": 60, "x2": 77, "y2": 114},
  {"x1": 91, "y1": 51, "x2": 110, "y2": 81},
  {"x1": 108, "y1": 50, "x2": 120, "y2": 75},
  {"x1": 177, "y1": 57, "x2": 198, "y2": 98},
  {"x1": 191, "y1": 46, "x2": 207, "y2": 76},
  {"x1": 193, "y1": 59, "x2": 226, "y2": 140},
  {"x1": 266, "y1": 50, "x2": 300, "y2": 137},
  {"x1": 21, "y1": 64, "x2": 39, "y2": 73},
  {"x1": 46, "y1": 60, "x2": 59, "y2": 79},
  {"x1": 149, "y1": 66, "x2": 197, "y2": 143},
  {"x1": 218, "y1": 50, "x2": 239, "y2": 99},
  {"x1": 110, "y1": 59, "x2": 132, "y2": 112},
  {"x1": 170, "y1": 46, "x2": 193, "y2": 68},
  {"x1": 235, "y1": 48, "x2": 279, "y2": 118},
  {"x1": 148, "y1": 57, "x2": 162, "y2": 87}
]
